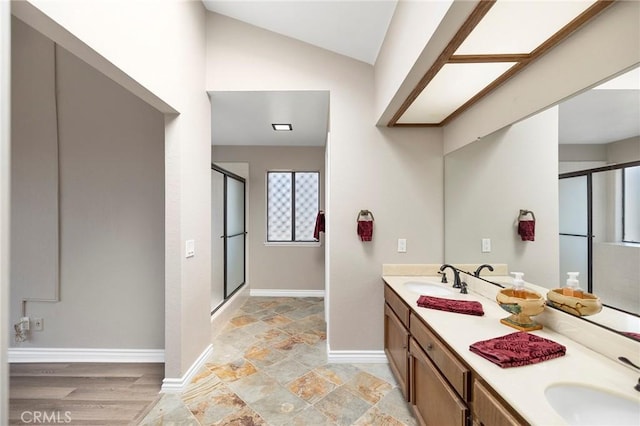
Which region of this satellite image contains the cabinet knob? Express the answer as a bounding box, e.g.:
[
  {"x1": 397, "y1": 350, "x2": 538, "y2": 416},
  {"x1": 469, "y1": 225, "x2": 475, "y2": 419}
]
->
[{"x1": 426, "y1": 343, "x2": 433, "y2": 350}]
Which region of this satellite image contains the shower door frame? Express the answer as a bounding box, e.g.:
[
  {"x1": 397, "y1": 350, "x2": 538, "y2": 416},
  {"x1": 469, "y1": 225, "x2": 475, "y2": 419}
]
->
[{"x1": 211, "y1": 164, "x2": 246, "y2": 314}]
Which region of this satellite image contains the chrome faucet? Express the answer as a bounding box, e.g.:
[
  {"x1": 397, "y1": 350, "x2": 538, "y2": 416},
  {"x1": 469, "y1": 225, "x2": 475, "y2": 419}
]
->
[
  {"x1": 474, "y1": 263, "x2": 494, "y2": 277},
  {"x1": 439, "y1": 264, "x2": 461, "y2": 289}
]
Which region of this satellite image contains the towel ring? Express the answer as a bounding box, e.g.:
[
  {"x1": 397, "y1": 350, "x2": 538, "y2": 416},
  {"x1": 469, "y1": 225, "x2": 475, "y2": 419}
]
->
[
  {"x1": 519, "y1": 209, "x2": 536, "y2": 222},
  {"x1": 357, "y1": 209, "x2": 374, "y2": 221}
]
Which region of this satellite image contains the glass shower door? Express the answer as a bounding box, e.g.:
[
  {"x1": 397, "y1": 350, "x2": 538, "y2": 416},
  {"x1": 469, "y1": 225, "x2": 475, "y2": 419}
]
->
[
  {"x1": 224, "y1": 175, "x2": 245, "y2": 298},
  {"x1": 211, "y1": 169, "x2": 225, "y2": 312},
  {"x1": 211, "y1": 165, "x2": 246, "y2": 313},
  {"x1": 559, "y1": 175, "x2": 590, "y2": 290}
]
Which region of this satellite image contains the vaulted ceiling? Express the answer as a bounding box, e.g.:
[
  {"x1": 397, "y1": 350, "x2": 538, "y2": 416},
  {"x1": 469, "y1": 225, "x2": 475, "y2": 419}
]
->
[{"x1": 205, "y1": 1, "x2": 639, "y2": 147}]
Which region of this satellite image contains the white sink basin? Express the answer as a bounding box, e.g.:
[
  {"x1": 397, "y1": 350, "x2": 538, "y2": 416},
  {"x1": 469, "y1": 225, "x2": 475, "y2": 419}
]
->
[
  {"x1": 545, "y1": 383, "x2": 640, "y2": 425},
  {"x1": 404, "y1": 281, "x2": 453, "y2": 296}
]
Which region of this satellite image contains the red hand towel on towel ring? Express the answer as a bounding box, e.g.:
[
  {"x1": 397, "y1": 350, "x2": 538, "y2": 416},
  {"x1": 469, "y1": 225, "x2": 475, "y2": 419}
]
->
[
  {"x1": 357, "y1": 210, "x2": 374, "y2": 242},
  {"x1": 517, "y1": 209, "x2": 536, "y2": 241},
  {"x1": 313, "y1": 210, "x2": 325, "y2": 240}
]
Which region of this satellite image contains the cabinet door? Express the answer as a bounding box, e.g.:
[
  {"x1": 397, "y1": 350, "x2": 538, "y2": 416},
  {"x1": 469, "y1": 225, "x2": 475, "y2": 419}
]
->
[
  {"x1": 384, "y1": 303, "x2": 409, "y2": 400},
  {"x1": 410, "y1": 338, "x2": 469, "y2": 426},
  {"x1": 473, "y1": 380, "x2": 525, "y2": 426}
]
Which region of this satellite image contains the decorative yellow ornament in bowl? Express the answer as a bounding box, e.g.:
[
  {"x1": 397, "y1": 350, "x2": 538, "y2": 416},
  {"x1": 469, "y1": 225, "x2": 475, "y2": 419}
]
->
[
  {"x1": 496, "y1": 288, "x2": 546, "y2": 331},
  {"x1": 546, "y1": 289, "x2": 602, "y2": 317}
]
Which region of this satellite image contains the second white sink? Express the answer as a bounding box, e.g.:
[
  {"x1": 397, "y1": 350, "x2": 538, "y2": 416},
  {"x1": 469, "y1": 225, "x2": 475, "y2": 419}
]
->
[{"x1": 545, "y1": 382, "x2": 640, "y2": 425}]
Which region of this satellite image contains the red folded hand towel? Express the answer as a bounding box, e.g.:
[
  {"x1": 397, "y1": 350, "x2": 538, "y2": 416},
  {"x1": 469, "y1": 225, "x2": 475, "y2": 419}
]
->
[
  {"x1": 469, "y1": 331, "x2": 566, "y2": 368},
  {"x1": 518, "y1": 219, "x2": 535, "y2": 241},
  {"x1": 416, "y1": 295, "x2": 484, "y2": 316},
  {"x1": 357, "y1": 220, "x2": 373, "y2": 241},
  {"x1": 313, "y1": 211, "x2": 325, "y2": 240},
  {"x1": 622, "y1": 331, "x2": 640, "y2": 341}
]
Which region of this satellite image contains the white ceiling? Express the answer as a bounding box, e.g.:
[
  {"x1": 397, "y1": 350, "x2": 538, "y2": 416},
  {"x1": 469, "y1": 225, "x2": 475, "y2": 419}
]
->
[
  {"x1": 202, "y1": 0, "x2": 398, "y2": 65},
  {"x1": 559, "y1": 67, "x2": 640, "y2": 145},
  {"x1": 210, "y1": 91, "x2": 329, "y2": 146}
]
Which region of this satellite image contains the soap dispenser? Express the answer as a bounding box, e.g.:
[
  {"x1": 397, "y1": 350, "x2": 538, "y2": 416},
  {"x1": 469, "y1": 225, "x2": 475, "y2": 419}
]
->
[
  {"x1": 511, "y1": 272, "x2": 526, "y2": 298},
  {"x1": 563, "y1": 272, "x2": 583, "y2": 298}
]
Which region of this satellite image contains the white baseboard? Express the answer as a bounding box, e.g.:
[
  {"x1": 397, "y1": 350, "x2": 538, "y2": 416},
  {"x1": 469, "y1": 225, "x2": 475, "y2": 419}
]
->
[
  {"x1": 249, "y1": 289, "x2": 325, "y2": 297},
  {"x1": 161, "y1": 344, "x2": 212, "y2": 393},
  {"x1": 327, "y1": 349, "x2": 388, "y2": 364},
  {"x1": 8, "y1": 347, "x2": 164, "y2": 363}
]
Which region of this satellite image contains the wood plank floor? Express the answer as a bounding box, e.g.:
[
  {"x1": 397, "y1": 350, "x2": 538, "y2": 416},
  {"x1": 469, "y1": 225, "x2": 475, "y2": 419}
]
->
[{"x1": 9, "y1": 362, "x2": 163, "y2": 425}]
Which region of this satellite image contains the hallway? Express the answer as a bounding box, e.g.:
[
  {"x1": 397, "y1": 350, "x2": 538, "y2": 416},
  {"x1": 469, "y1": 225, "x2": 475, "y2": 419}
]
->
[{"x1": 140, "y1": 297, "x2": 416, "y2": 425}]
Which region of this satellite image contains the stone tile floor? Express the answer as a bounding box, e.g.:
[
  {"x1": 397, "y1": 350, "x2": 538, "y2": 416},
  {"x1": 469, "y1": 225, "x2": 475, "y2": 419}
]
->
[{"x1": 139, "y1": 297, "x2": 417, "y2": 425}]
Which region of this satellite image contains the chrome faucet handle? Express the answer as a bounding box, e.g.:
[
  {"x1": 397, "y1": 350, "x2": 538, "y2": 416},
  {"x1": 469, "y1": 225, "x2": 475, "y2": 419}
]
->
[{"x1": 438, "y1": 271, "x2": 448, "y2": 284}]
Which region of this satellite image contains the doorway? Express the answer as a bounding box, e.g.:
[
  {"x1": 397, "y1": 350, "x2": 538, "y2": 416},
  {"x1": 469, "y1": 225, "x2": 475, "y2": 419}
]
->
[{"x1": 211, "y1": 164, "x2": 246, "y2": 313}]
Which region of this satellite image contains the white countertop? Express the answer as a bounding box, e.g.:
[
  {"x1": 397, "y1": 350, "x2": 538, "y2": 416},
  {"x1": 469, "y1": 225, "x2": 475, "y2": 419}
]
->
[{"x1": 383, "y1": 274, "x2": 640, "y2": 426}]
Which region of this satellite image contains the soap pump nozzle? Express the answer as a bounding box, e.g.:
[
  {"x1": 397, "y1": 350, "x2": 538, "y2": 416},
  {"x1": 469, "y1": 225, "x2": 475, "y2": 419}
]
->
[
  {"x1": 564, "y1": 272, "x2": 583, "y2": 297},
  {"x1": 511, "y1": 272, "x2": 526, "y2": 298}
]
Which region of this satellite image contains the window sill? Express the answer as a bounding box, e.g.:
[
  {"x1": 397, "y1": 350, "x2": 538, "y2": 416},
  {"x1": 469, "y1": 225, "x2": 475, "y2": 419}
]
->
[{"x1": 264, "y1": 241, "x2": 322, "y2": 248}]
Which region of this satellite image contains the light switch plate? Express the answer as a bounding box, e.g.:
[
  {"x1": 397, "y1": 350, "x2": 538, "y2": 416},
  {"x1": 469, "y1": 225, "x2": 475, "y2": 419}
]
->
[
  {"x1": 397, "y1": 238, "x2": 407, "y2": 253},
  {"x1": 185, "y1": 239, "x2": 195, "y2": 258},
  {"x1": 481, "y1": 238, "x2": 491, "y2": 253}
]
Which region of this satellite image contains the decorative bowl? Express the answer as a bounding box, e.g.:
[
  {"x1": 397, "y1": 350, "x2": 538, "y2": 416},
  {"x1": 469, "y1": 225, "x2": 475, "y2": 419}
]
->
[
  {"x1": 546, "y1": 289, "x2": 602, "y2": 316},
  {"x1": 496, "y1": 288, "x2": 546, "y2": 331}
]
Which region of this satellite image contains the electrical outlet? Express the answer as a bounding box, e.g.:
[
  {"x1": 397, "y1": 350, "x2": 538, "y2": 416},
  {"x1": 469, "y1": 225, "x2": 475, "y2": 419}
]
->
[
  {"x1": 397, "y1": 238, "x2": 407, "y2": 253},
  {"x1": 32, "y1": 317, "x2": 44, "y2": 331},
  {"x1": 482, "y1": 238, "x2": 491, "y2": 253}
]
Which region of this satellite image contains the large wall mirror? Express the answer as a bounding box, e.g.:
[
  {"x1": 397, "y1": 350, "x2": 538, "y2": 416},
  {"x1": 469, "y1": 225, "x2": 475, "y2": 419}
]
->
[{"x1": 444, "y1": 65, "x2": 640, "y2": 341}]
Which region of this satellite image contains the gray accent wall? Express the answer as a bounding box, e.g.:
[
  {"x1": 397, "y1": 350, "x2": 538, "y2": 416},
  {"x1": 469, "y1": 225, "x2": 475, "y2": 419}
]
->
[{"x1": 10, "y1": 18, "x2": 165, "y2": 349}]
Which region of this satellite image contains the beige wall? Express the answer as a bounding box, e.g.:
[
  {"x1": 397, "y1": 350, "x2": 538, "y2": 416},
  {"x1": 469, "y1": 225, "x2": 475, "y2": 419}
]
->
[
  {"x1": 10, "y1": 17, "x2": 59, "y2": 304},
  {"x1": 206, "y1": 13, "x2": 444, "y2": 351},
  {"x1": 13, "y1": 0, "x2": 211, "y2": 378},
  {"x1": 213, "y1": 146, "x2": 325, "y2": 291},
  {"x1": 10, "y1": 19, "x2": 165, "y2": 349},
  {"x1": 607, "y1": 136, "x2": 640, "y2": 164},
  {"x1": 445, "y1": 107, "x2": 560, "y2": 287}
]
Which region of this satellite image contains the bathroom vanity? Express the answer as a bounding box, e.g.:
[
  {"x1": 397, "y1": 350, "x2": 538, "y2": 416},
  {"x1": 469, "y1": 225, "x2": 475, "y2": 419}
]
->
[
  {"x1": 384, "y1": 283, "x2": 523, "y2": 426},
  {"x1": 383, "y1": 265, "x2": 640, "y2": 426}
]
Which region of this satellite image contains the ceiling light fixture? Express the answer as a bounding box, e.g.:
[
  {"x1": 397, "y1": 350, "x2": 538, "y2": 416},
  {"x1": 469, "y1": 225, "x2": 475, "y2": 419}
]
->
[
  {"x1": 272, "y1": 123, "x2": 293, "y2": 131},
  {"x1": 390, "y1": 0, "x2": 613, "y2": 127}
]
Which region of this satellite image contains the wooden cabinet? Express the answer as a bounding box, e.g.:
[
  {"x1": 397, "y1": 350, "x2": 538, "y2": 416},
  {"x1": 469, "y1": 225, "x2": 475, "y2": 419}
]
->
[
  {"x1": 383, "y1": 283, "x2": 527, "y2": 426},
  {"x1": 473, "y1": 380, "x2": 522, "y2": 426},
  {"x1": 384, "y1": 287, "x2": 410, "y2": 400},
  {"x1": 410, "y1": 338, "x2": 469, "y2": 426}
]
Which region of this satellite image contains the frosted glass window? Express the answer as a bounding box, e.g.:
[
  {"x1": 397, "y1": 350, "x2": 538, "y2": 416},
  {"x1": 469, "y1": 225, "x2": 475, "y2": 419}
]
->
[
  {"x1": 267, "y1": 171, "x2": 319, "y2": 242},
  {"x1": 268, "y1": 172, "x2": 293, "y2": 241},
  {"x1": 623, "y1": 166, "x2": 640, "y2": 243},
  {"x1": 295, "y1": 172, "x2": 320, "y2": 241}
]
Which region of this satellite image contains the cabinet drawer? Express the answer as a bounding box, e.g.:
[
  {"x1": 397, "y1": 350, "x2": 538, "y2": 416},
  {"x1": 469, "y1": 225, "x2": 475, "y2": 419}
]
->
[
  {"x1": 385, "y1": 284, "x2": 410, "y2": 327},
  {"x1": 473, "y1": 380, "x2": 525, "y2": 426},
  {"x1": 410, "y1": 313, "x2": 470, "y2": 400}
]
